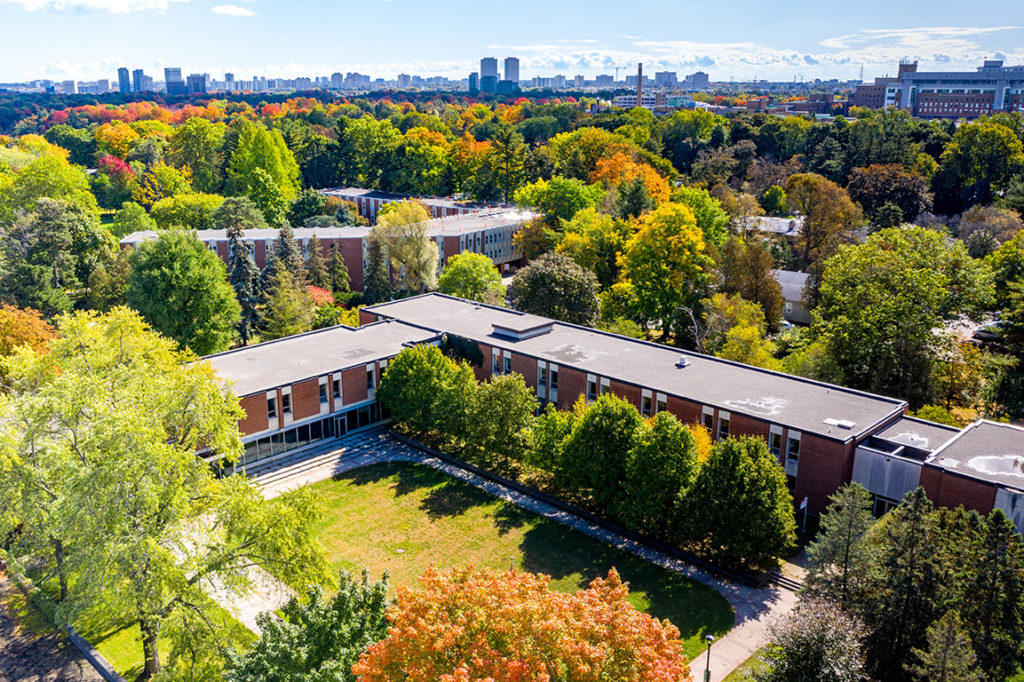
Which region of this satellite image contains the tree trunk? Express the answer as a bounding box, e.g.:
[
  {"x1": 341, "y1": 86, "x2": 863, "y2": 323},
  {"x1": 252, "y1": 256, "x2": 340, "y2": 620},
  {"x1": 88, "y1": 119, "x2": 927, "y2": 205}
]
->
[
  {"x1": 51, "y1": 535, "x2": 68, "y2": 602},
  {"x1": 139, "y1": 615, "x2": 161, "y2": 680}
]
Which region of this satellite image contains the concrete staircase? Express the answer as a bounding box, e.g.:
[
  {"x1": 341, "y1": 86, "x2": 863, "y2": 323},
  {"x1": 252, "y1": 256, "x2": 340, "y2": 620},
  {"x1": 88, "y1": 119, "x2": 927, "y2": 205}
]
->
[{"x1": 245, "y1": 428, "x2": 391, "y2": 490}]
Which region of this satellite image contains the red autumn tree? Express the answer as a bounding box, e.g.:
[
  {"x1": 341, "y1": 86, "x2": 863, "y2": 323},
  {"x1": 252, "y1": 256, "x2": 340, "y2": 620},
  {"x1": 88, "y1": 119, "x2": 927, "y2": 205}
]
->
[{"x1": 352, "y1": 566, "x2": 693, "y2": 682}]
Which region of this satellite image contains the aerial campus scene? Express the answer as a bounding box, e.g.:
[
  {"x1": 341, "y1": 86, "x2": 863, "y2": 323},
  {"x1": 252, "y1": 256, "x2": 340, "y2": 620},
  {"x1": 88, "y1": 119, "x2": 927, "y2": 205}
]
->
[{"x1": 1, "y1": 1, "x2": 1024, "y2": 680}]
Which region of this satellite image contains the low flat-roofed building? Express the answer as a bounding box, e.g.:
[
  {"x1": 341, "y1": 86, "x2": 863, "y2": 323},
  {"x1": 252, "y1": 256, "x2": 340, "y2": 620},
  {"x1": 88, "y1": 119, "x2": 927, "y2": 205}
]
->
[
  {"x1": 202, "y1": 319, "x2": 439, "y2": 472},
  {"x1": 922, "y1": 421, "x2": 1024, "y2": 531},
  {"x1": 321, "y1": 187, "x2": 507, "y2": 222},
  {"x1": 119, "y1": 209, "x2": 533, "y2": 290},
  {"x1": 363, "y1": 293, "x2": 908, "y2": 512},
  {"x1": 852, "y1": 416, "x2": 961, "y2": 516}
]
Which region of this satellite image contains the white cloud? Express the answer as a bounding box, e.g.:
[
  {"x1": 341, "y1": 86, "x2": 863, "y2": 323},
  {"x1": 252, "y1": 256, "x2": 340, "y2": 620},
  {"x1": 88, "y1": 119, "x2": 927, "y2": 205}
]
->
[
  {"x1": 0, "y1": 0, "x2": 183, "y2": 11},
  {"x1": 211, "y1": 3, "x2": 253, "y2": 16}
]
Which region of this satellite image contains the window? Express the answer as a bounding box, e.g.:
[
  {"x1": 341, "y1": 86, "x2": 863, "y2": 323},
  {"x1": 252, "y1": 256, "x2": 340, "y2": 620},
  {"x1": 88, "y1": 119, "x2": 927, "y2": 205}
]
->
[
  {"x1": 267, "y1": 396, "x2": 277, "y2": 419},
  {"x1": 366, "y1": 367, "x2": 376, "y2": 391},
  {"x1": 333, "y1": 377, "x2": 341, "y2": 399},
  {"x1": 769, "y1": 432, "x2": 783, "y2": 457},
  {"x1": 718, "y1": 416, "x2": 730, "y2": 440},
  {"x1": 281, "y1": 393, "x2": 292, "y2": 415},
  {"x1": 492, "y1": 351, "x2": 501, "y2": 375},
  {"x1": 657, "y1": 398, "x2": 667, "y2": 413},
  {"x1": 642, "y1": 395, "x2": 652, "y2": 417},
  {"x1": 538, "y1": 367, "x2": 547, "y2": 388},
  {"x1": 550, "y1": 367, "x2": 558, "y2": 390},
  {"x1": 587, "y1": 379, "x2": 598, "y2": 402},
  {"x1": 703, "y1": 412, "x2": 714, "y2": 431},
  {"x1": 503, "y1": 355, "x2": 512, "y2": 375},
  {"x1": 319, "y1": 382, "x2": 329, "y2": 404},
  {"x1": 787, "y1": 436, "x2": 800, "y2": 461}
]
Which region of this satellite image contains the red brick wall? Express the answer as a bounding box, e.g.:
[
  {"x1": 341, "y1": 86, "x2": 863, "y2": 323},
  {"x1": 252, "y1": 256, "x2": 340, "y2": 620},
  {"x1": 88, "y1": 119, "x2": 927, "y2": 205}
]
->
[
  {"x1": 238, "y1": 394, "x2": 269, "y2": 437},
  {"x1": 358, "y1": 309, "x2": 377, "y2": 326},
  {"x1": 666, "y1": 396, "x2": 701, "y2": 425},
  {"x1": 342, "y1": 366, "x2": 368, "y2": 405},
  {"x1": 556, "y1": 367, "x2": 587, "y2": 409},
  {"x1": 919, "y1": 467, "x2": 997, "y2": 515},
  {"x1": 339, "y1": 237, "x2": 365, "y2": 291},
  {"x1": 291, "y1": 378, "x2": 321, "y2": 421},
  {"x1": 443, "y1": 236, "x2": 461, "y2": 267},
  {"x1": 473, "y1": 342, "x2": 494, "y2": 382},
  {"x1": 729, "y1": 413, "x2": 770, "y2": 440},
  {"x1": 510, "y1": 353, "x2": 537, "y2": 388},
  {"x1": 216, "y1": 241, "x2": 229, "y2": 263},
  {"x1": 609, "y1": 380, "x2": 641, "y2": 410},
  {"x1": 794, "y1": 434, "x2": 855, "y2": 514},
  {"x1": 254, "y1": 240, "x2": 268, "y2": 269}
]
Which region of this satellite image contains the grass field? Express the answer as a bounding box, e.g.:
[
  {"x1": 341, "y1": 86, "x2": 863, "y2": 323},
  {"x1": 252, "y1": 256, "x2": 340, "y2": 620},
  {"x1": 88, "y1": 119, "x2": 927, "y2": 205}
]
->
[{"x1": 308, "y1": 460, "x2": 735, "y2": 660}]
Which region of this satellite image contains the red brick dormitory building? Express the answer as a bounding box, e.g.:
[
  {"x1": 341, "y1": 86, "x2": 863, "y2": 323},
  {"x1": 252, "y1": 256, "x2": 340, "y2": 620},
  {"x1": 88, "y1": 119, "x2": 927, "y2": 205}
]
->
[
  {"x1": 202, "y1": 294, "x2": 1024, "y2": 533},
  {"x1": 119, "y1": 209, "x2": 533, "y2": 291}
]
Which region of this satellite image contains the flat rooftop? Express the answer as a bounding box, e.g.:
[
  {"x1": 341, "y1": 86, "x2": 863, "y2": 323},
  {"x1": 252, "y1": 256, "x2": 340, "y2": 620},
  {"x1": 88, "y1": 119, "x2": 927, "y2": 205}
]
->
[
  {"x1": 202, "y1": 320, "x2": 438, "y2": 397},
  {"x1": 928, "y1": 421, "x2": 1024, "y2": 491},
  {"x1": 119, "y1": 209, "x2": 536, "y2": 246},
  {"x1": 320, "y1": 187, "x2": 507, "y2": 211},
  {"x1": 365, "y1": 294, "x2": 907, "y2": 441},
  {"x1": 876, "y1": 416, "x2": 959, "y2": 453}
]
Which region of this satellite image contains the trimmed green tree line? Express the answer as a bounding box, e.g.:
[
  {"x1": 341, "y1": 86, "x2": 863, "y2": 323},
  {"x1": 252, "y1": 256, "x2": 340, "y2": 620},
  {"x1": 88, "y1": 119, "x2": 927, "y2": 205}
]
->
[{"x1": 377, "y1": 344, "x2": 796, "y2": 571}]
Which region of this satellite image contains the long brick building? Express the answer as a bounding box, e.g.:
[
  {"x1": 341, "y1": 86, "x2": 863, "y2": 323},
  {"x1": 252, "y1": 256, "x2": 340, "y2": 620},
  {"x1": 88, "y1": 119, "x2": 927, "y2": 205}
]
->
[
  {"x1": 851, "y1": 59, "x2": 1024, "y2": 119},
  {"x1": 321, "y1": 187, "x2": 507, "y2": 222},
  {"x1": 200, "y1": 293, "x2": 1024, "y2": 532},
  {"x1": 119, "y1": 209, "x2": 532, "y2": 290}
]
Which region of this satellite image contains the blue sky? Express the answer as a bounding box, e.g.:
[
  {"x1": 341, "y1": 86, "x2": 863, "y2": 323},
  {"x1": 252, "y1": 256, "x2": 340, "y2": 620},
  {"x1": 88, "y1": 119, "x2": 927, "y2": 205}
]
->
[{"x1": 2, "y1": 0, "x2": 1023, "y2": 83}]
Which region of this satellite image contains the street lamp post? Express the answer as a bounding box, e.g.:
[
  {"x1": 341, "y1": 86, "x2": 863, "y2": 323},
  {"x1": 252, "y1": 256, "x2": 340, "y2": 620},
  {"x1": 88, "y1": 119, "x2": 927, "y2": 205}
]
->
[{"x1": 703, "y1": 634, "x2": 715, "y2": 682}]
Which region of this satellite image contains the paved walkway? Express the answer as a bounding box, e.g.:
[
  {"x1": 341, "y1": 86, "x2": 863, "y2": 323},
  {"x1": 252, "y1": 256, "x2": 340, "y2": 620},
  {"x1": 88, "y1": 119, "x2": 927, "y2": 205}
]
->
[
  {"x1": 0, "y1": 573, "x2": 103, "y2": 682},
  {"x1": 252, "y1": 429, "x2": 800, "y2": 680}
]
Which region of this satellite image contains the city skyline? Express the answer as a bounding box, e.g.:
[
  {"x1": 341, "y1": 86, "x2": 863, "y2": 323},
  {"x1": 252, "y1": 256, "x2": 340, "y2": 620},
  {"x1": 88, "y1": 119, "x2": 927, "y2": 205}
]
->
[{"x1": 1, "y1": 0, "x2": 1023, "y2": 83}]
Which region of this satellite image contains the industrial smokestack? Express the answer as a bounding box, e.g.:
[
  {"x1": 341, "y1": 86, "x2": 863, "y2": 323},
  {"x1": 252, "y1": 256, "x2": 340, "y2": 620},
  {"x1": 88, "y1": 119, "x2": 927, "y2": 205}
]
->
[{"x1": 636, "y1": 63, "x2": 643, "y2": 108}]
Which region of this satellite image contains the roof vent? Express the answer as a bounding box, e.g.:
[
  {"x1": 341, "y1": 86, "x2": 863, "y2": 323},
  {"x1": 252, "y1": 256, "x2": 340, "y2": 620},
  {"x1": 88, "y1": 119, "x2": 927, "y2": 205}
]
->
[
  {"x1": 676, "y1": 355, "x2": 690, "y2": 368},
  {"x1": 823, "y1": 418, "x2": 856, "y2": 430}
]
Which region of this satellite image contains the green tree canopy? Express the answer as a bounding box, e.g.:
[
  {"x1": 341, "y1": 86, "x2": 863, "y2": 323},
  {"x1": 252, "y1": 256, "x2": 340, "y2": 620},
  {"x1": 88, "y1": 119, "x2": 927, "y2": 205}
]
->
[
  {"x1": 507, "y1": 251, "x2": 600, "y2": 326},
  {"x1": 0, "y1": 308, "x2": 329, "y2": 679},
  {"x1": 437, "y1": 252, "x2": 505, "y2": 304},
  {"x1": 126, "y1": 230, "x2": 240, "y2": 355}
]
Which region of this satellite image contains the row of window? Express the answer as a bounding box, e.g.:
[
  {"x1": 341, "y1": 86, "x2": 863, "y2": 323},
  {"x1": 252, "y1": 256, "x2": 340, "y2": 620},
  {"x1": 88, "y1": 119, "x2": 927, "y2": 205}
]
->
[
  {"x1": 220, "y1": 403, "x2": 385, "y2": 475},
  {"x1": 490, "y1": 349, "x2": 804, "y2": 477},
  {"x1": 265, "y1": 365, "x2": 379, "y2": 422}
]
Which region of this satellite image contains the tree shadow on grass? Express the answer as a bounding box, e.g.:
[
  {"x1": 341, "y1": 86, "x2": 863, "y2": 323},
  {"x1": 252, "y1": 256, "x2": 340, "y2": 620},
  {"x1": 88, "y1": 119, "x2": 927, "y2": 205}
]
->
[
  {"x1": 517, "y1": 520, "x2": 733, "y2": 644},
  {"x1": 332, "y1": 461, "x2": 441, "y2": 498},
  {"x1": 491, "y1": 503, "x2": 536, "y2": 536}
]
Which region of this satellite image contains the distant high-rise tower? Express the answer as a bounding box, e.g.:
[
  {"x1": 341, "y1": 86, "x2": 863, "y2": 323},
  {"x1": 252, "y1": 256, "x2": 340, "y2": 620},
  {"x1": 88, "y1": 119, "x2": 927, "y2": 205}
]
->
[
  {"x1": 503, "y1": 57, "x2": 519, "y2": 83},
  {"x1": 468, "y1": 72, "x2": 479, "y2": 94},
  {"x1": 186, "y1": 73, "x2": 208, "y2": 94},
  {"x1": 480, "y1": 57, "x2": 498, "y2": 80},
  {"x1": 132, "y1": 68, "x2": 144, "y2": 93},
  {"x1": 117, "y1": 67, "x2": 130, "y2": 94},
  {"x1": 164, "y1": 67, "x2": 186, "y2": 95}
]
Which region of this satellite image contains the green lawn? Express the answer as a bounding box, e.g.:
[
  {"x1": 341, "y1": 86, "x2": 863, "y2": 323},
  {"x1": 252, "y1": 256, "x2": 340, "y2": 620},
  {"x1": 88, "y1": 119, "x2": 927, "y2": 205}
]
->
[
  {"x1": 722, "y1": 649, "x2": 767, "y2": 681},
  {"x1": 308, "y1": 460, "x2": 735, "y2": 659}
]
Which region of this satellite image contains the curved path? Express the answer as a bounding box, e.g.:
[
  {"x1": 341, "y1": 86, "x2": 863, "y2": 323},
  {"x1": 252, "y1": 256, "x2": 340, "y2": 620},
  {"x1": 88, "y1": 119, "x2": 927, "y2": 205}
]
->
[{"x1": 249, "y1": 429, "x2": 799, "y2": 681}]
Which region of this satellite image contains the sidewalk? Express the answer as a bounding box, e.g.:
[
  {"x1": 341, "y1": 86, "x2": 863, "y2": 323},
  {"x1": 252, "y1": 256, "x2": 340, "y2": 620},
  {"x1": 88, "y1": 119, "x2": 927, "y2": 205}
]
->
[
  {"x1": 0, "y1": 573, "x2": 103, "y2": 682},
  {"x1": 255, "y1": 430, "x2": 800, "y2": 680}
]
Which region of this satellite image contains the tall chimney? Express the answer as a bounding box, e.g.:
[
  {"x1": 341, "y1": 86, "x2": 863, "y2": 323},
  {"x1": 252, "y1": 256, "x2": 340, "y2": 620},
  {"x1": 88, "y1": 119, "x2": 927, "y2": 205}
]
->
[{"x1": 636, "y1": 63, "x2": 643, "y2": 107}]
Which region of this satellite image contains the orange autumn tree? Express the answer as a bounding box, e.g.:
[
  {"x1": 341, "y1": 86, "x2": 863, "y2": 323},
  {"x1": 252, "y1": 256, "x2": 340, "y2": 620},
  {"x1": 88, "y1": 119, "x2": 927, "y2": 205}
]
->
[
  {"x1": 353, "y1": 566, "x2": 693, "y2": 682},
  {"x1": 591, "y1": 152, "x2": 671, "y2": 205},
  {"x1": 0, "y1": 305, "x2": 56, "y2": 382}
]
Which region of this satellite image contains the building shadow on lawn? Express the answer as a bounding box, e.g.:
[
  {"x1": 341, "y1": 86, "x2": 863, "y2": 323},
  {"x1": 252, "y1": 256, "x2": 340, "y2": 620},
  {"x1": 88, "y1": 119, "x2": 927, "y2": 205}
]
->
[{"x1": 517, "y1": 521, "x2": 734, "y2": 643}]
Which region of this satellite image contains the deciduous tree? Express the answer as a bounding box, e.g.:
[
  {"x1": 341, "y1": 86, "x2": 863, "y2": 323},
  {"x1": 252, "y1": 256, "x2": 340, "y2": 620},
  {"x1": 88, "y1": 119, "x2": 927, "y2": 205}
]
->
[
  {"x1": 126, "y1": 230, "x2": 240, "y2": 355},
  {"x1": 352, "y1": 566, "x2": 692, "y2": 682},
  {"x1": 507, "y1": 251, "x2": 600, "y2": 325},
  {"x1": 437, "y1": 252, "x2": 504, "y2": 304}
]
